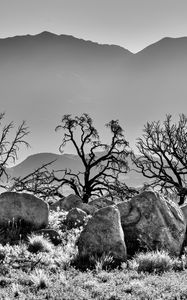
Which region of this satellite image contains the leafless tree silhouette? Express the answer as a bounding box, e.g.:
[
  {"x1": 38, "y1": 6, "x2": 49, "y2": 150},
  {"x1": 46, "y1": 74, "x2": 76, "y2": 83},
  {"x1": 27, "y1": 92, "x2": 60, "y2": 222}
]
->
[
  {"x1": 0, "y1": 113, "x2": 29, "y2": 189},
  {"x1": 12, "y1": 113, "x2": 131, "y2": 203},
  {"x1": 133, "y1": 114, "x2": 187, "y2": 205}
]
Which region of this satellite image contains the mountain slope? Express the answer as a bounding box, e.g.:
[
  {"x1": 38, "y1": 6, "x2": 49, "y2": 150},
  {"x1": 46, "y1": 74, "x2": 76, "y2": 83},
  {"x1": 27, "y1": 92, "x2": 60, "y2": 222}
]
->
[
  {"x1": 1, "y1": 32, "x2": 187, "y2": 156},
  {"x1": 6, "y1": 152, "x2": 146, "y2": 188}
]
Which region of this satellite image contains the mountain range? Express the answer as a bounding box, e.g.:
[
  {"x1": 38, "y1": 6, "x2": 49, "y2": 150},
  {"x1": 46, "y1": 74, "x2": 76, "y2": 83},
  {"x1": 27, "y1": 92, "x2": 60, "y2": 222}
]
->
[
  {"x1": 1, "y1": 32, "x2": 187, "y2": 157},
  {"x1": 6, "y1": 152, "x2": 146, "y2": 189}
]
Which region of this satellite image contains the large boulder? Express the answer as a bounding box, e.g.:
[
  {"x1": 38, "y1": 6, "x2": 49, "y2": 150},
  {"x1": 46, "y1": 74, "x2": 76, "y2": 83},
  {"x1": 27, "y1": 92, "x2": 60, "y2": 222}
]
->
[
  {"x1": 78, "y1": 203, "x2": 97, "y2": 215},
  {"x1": 89, "y1": 197, "x2": 114, "y2": 210},
  {"x1": 66, "y1": 208, "x2": 87, "y2": 229},
  {"x1": 180, "y1": 203, "x2": 187, "y2": 247},
  {"x1": 77, "y1": 205, "x2": 127, "y2": 261},
  {"x1": 117, "y1": 191, "x2": 186, "y2": 256},
  {"x1": 50, "y1": 194, "x2": 96, "y2": 215},
  {"x1": 50, "y1": 194, "x2": 82, "y2": 211},
  {"x1": 0, "y1": 192, "x2": 48, "y2": 230},
  {"x1": 181, "y1": 203, "x2": 187, "y2": 223}
]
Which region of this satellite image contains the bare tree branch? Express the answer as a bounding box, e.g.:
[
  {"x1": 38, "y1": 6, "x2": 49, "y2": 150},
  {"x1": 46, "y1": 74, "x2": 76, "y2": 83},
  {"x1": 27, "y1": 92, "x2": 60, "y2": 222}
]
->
[{"x1": 0, "y1": 114, "x2": 29, "y2": 186}]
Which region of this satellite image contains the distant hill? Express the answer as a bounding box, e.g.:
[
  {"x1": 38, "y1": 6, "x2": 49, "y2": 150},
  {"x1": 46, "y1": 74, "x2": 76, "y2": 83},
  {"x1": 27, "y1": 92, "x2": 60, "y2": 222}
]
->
[
  {"x1": 0, "y1": 31, "x2": 131, "y2": 112},
  {"x1": 6, "y1": 152, "x2": 147, "y2": 188}
]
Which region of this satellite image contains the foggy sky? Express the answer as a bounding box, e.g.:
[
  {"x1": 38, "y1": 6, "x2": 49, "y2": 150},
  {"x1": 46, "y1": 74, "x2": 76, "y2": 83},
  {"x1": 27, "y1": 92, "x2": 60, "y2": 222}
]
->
[
  {"x1": 1, "y1": 0, "x2": 187, "y2": 52},
  {"x1": 1, "y1": 0, "x2": 187, "y2": 164}
]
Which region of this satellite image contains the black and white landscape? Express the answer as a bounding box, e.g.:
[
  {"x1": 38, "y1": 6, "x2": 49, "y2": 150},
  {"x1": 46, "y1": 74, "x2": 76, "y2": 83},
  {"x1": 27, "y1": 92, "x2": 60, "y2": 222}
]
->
[{"x1": 1, "y1": 1, "x2": 187, "y2": 299}]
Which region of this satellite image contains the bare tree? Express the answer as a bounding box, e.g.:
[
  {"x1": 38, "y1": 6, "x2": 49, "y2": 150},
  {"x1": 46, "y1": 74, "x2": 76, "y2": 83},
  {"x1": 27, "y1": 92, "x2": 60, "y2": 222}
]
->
[
  {"x1": 133, "y1": 114, "x2": 187, "y2": 205},
  {"x1": 0, "y1": 113, "x2": 29, "y2": 189},
  {"x1": 55, "y1": 113, "x2": 131, "y2": 202},
  {"x1": 12, "y1": 113, "x2": 131, "y2": 203}
]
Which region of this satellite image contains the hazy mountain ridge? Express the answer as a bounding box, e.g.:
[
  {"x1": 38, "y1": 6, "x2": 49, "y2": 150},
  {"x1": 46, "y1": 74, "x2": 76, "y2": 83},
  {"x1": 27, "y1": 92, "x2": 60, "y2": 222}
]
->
[
  {"x1": 1, "y1": 31, "x2": 187, "y2": 160},
  {"x1": 6, "y1": 152, "x2": 146, "y2": 188},
  {"x1": 1, "y1": 32, "x2": 186, "y2": 113},
  {"x1": 7, "y1": 152, "x2": 83, "y2": 178}
]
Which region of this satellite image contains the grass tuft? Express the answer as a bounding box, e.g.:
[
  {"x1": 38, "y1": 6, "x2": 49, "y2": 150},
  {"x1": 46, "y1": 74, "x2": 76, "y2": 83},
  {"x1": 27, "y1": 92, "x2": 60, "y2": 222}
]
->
[
  {"x1": 71, "y1": 252, "x2": 120, "y2": 271},
  {"x1": 1, "y1": 208, "x2": 187, "y2": 299},
  {"x1": 27, "y1": 234, "x2": 53, "y2": 254},
  {"x1": 130, "y1": 250, "x2": 177, "y2": 274},
  {"x1": 30, "y1": 269, "x2": 49, "y2": 289}
]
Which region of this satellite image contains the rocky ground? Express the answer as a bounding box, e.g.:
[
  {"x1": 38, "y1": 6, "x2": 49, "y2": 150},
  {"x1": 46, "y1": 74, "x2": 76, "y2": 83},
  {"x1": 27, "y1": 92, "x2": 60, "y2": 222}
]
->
[{"x1": 0, "y1": 208, "x2": 187, "y2": 300}]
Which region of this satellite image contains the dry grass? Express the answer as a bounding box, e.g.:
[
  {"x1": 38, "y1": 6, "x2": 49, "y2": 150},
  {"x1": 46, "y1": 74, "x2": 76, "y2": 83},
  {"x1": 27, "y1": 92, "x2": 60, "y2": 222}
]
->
[
  {"x1": 129, "y1": 250, "x2": 181, "y2": 274},
  {"x1": 0, "y1": 209, "x2": 186, "y2": 299}
]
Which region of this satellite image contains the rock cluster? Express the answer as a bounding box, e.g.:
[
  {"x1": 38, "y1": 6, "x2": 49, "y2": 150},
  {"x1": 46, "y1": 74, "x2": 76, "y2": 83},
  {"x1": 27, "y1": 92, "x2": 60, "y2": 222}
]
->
[
  {"x1": 117, "y1": 191, "x2": 186, "y2": 256},
  {"x1": 66, "y1": 191, "x2": 186, "y2": 260},
  {"x1": 0, "y1": 190, "x2": 186, "y2": 261}
]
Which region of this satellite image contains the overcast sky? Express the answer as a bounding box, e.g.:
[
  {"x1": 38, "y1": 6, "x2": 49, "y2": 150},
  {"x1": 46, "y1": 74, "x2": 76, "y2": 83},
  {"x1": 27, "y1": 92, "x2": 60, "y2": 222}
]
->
[{"x1": 1, "y1": 0, "x2": 187, "y2": 52}]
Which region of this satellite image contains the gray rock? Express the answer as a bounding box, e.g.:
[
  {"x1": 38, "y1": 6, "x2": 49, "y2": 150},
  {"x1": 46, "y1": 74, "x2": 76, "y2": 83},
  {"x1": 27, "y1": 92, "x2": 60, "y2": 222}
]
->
[
  {"x1": 0, "y1": 192, "x2": 48, "y2": 229},
  {"x1": 180, "y1": 203, "x2": 187, "y2": 247},
  {"x1": 180, "y1": 203, "x2": 187, "y2": 224},
  {"x1": 50, "y1": 194, "x2": 82, "y2": 211},
  {"x1": 117, "y1": 191, "x2": 186, "y2": 256},
  {"x1": 78, "y1": 203, "x2": 97, "y2": 215},
  {"x1": 50, "y1": 194, "x2": 96, "y2": 215},
  {"x1": 77, "y1": 205, "x2": 127, "y2": 261},
  {"x1": 89, "y1": 197, "x2": 114, "y2": 210},
  {"x1": 66, "y1": 208, "x2": 87, "y2": 229}
]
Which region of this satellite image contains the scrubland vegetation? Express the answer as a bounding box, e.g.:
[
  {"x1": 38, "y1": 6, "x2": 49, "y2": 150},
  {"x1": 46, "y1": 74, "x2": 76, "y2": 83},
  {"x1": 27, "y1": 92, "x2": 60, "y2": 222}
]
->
[
  {"x1": 0, "y1": 209, "x2": 186, "y2": 300},
  {"x1": 1, "y1": 113, "x2": 187, "y2": 299}
]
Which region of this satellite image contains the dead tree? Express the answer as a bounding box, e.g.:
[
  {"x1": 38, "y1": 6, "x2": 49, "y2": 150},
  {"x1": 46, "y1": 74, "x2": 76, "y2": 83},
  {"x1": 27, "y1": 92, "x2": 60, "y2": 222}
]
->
[
  {"x1": 133, "y1": 114, "x2": 187, "y2": 205},
  {"x1": 0, "y1": 113, "x2": 29, "y2": 189},
  {"x1": 12, "y1": 113, "x2": 132, "y2": 203}
]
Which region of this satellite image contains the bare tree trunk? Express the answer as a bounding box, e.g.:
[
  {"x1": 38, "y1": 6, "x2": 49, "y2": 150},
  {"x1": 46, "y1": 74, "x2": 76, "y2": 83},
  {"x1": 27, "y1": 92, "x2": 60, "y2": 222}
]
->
[
  {"x1": 178, "y1": 194, "x2": 185, "y2": 206},
  {"x1": 82, "y1": 186, "x2": 92, "y2": 203}
]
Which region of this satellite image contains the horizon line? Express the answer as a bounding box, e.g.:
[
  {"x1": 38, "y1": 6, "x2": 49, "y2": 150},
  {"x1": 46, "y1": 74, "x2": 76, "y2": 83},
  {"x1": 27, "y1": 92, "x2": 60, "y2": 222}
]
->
[{"x1": 1, "y1": 30, "x2": 187, "y2": 54}]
